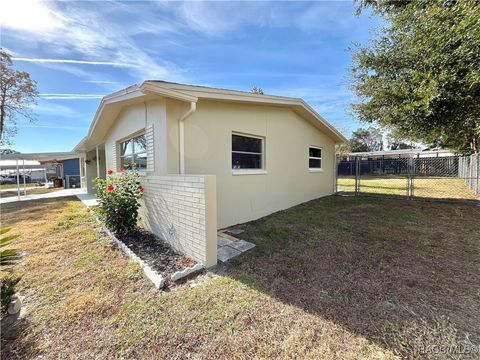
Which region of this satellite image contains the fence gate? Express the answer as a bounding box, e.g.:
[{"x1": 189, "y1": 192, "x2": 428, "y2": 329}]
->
[{"x1": 336, "y1": 153, "x2": 480, "y2": 202}]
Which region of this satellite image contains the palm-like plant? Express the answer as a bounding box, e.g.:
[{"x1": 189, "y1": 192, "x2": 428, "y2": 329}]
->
[
  {"x1": 1, "y1": 227, "x2": 21, "y2": 313},
  {"x1": 0, "y1": 227, "x2": 21, "y2": 267}
]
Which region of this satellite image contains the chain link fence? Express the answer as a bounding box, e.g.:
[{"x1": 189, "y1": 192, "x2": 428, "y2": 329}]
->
[{"x1": 336, "y1": 154, "x2": 480, "y2": 202}]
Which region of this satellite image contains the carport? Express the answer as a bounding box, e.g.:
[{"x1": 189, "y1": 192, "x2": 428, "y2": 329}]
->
[{"x1": 0, "y1": 152, "x2": 83, "y2": 201}]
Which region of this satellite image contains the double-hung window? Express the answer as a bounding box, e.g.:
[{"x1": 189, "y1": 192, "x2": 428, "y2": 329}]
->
[
  {"x1": 119, "y1": 134, "x2": 147, "y2": 171},
  {"x1": 232, "y1": 133, "x2": 264, "y2": 171},
  {"x1": 309, "y1": 146, "x2": 322, "y2": 170}
]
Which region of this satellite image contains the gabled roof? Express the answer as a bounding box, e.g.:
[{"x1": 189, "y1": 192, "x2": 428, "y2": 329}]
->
[{"x1": 74, "y1": 80, "x2": 347, "y2": 151}]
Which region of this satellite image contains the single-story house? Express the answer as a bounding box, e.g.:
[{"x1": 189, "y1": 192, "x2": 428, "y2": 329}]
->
[{"x1": 71, "y1": 81, "x2": 346, "y2": 266}]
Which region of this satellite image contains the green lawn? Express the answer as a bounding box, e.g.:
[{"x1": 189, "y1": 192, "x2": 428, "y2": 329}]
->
[
  {"x1": 2, "y1": 196, "x2": 479, "y2": 359},
  {"x1": 338, "y1": 176, "x2": 478, "y2": 200}
]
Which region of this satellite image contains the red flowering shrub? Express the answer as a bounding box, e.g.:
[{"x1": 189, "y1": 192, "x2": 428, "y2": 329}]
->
[{"x1": 93, "y1": 170, "x2": 144, "y2": 234}]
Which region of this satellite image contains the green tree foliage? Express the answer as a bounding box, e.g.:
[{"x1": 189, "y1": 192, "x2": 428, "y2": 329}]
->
[
  {"x1": 251, "y1": 86, "x2": 264, "y2": 95},
  {"x1": 0, "y1": 148, "x2": 18, "y2": 155},
  {"x1": 351, "y1": 1, "x2": 480, "y2": 152},
  {"x1": 385, "y1": 129, "x2": 414, "y2": 150},
  {"x1": 349, "y1": 127, "x2": 383, "y2": 152},
  {"x1": 0, "y1": 49, "x2": 38, "y2": 145}
]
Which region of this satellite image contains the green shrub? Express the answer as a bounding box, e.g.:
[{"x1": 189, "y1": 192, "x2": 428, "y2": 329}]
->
[
  {"x1": 93, "y1": 169, "x2": 144, "y2": 235},
  {"x1": 1, "y1": 275, "x2": 20, "y2": 313}
]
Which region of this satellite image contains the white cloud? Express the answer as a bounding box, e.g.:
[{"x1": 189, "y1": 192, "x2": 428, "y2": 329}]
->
[
  {"x1": 18, "y1": 124, "x2": 85, "y2": 131},
  {"x1": 161, "y1": 2, "x2": 275, "y2": 36},
  {"x1": 0, "y1": 0, "x2": 61, "y2": 32},
  {"x1": 12, "y1": 58, "x2": 132, "y2": 67},
  {"x1": 30, "y1": 100, "x2": 82, "y2": 118},
  {"x1": 39, "y1": 93, "x2": 105, "y2": 100},
  {"x1": 2, "y1": 0, "x2": 187, "y2": 81}
]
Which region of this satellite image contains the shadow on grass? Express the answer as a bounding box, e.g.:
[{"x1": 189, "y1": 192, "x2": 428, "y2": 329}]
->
[
  {"x1": 225, "y1": 196, "x2": 480, "y2": 358},
  {"x1": 1, "y1": 312, "x2": 37, "y2": 358}
]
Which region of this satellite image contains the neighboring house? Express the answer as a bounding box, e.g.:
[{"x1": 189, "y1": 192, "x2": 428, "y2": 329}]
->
[
  {"x1": 69, "y1": 81, "x2": 346, "y2": 266},
  {"x1": 345, "y1": 148, "x2": 456, "y2": 160}
]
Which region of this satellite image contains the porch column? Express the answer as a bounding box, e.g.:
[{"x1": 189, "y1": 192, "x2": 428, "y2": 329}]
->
[
  {"x1": 16, "y1": 158, "x2": 20, "y2": 200},
  {"x1": 22, "y1": 159, "x2": 26, "y2": 195},
  {"x1": 96, "y1": 145, "x2": 100, "y2": 178}
]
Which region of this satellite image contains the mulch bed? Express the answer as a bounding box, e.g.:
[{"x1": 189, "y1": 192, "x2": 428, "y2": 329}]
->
[{"x1": 117, "y1": 229, "x2": 196, "y2": 277}]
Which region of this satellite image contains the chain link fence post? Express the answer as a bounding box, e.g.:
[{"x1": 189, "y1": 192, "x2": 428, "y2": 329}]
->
[{"x1": 355, "y1": 156, "x2": 360, "y2": 196}]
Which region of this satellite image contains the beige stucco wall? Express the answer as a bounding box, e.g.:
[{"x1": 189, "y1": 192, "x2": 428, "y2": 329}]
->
[
  {"x1": 103, "y1": 98, "x2": 167, "y2": 177},
  {"x1": 100, "y1": 96, "x2": 337, "y2": 230},
  {"x1": 180, "y1": 100, "x2": 336, "y2": 229}
]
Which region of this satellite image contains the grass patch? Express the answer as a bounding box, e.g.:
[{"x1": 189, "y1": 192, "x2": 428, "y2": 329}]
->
[
  {"x1": 338, "y1": 176, "x2": 478, "y2": 200},
  {"x1": 0, "y1": 187, "x2": 60, "y2": 198},
  {"x1": 1, "y1": 195, "x2": 479, "y2": 359}
]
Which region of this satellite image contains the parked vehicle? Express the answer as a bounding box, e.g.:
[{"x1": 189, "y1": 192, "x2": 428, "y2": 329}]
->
[{"x1": 0, "y1": 175, "x2": 31, "y2": 184}]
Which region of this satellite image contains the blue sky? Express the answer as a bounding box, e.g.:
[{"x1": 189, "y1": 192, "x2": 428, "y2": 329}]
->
[{"x1": 1, "y1": 0, "x2": 381, "y2": 153}]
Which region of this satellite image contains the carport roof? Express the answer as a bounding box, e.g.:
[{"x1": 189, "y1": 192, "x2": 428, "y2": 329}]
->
[{"x1": 0, "y1": 152, "x2": 79, "y2": 161}]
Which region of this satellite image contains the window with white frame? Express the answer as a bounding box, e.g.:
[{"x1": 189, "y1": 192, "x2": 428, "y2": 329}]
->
[
  {"x1": 309, "y1": 146, "x2": 322, "y2": 170},
  {"x1": 119, "y1": 134, "x2": 147, "y2": 171},
  {"x1": 232, "y1": 133, "x2": 264, "y2": 170}
]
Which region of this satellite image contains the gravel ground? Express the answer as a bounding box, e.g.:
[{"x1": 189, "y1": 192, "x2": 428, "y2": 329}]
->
[{"x1": 118, "y1": 229, "x2": 196, "y2": 276}]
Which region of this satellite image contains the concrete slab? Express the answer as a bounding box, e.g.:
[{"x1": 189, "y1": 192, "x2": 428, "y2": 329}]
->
[
  {"x1": 76, "y1": 193, "x2": 99, "y2": 207},
  {"x1": 217, "y1": 235, "x2": 234, "y2": 247},
  {"x1": 217, "y1": 246, "x2": 242, "y2": 262},
  {"x1": 228, "y1": 228, "x2": 245, "y2": 235},
  {"x1": 228, "y1": 240, "x2": 256, "y2": 252},
  {"x1": 0, "y1": 188, "x2": 86, "y2": 204}
]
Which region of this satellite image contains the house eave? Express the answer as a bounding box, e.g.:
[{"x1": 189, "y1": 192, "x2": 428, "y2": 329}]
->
[{"x1": 74, "y1": 80, "x2": 348, "y2": 151}]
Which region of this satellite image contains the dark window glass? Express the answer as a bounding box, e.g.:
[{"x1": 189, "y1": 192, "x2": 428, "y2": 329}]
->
[
  {"x1": 309, "y1": 158, "x2": 321, "y2": 169},
  {"x1": 232, "y1": 134, "x2": 263, "y2": 169},
  {"x1": 309, "y1": 147, "x2": 321, "y2": 158},
  {"x1": 232, "y1": 153, "x2": 262, "y2": 169},
  {"x1": 232, "y1": 134, "x2": 262, "y2": 153}
]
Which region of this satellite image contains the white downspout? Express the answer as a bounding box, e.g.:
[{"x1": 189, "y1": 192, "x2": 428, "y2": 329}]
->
[{"x1": 179, "y1": 102, "x2": 196, "y2": 174}]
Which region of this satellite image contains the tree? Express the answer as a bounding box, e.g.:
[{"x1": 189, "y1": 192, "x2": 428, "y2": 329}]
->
[
  {"x1": 251, "y1": 86, "x2": 264, "y2": 95},
  {"x1": 385, "y1": 129, "x2": 414, "y2": 150},
  {"x1": 0, "y1": 148, "x2": 18, "y2": 155},
  {"x1": 0, "y1": 49, "x2": 38, "y2": 145},
  {"x1": 351, "y1": 1, "x2": 480, "y2": 153},
  {"x1": 349, "y1": 127, "x2": 383, "y2": 153}
]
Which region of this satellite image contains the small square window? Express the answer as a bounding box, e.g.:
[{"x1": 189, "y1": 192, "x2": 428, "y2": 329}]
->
[
  {"x1": 309, "y1": 146, "x2": 322, "y2": 170},
  {"x1": 232, "y1": 134, "x2": 264, "y2": 170}
]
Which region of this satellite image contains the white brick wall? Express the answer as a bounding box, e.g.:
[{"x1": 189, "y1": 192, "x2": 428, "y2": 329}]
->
[{"x1": 139, "y1": 175, "x2": 217, "y2": 267}]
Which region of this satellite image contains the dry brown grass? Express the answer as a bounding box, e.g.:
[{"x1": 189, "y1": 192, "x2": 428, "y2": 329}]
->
[
  {"x1": 0, "y1": 187, "x2": 60, "y2": 198},
  {"x1": 1, "y1": 196, "x2": 479, "y2": 359}
]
